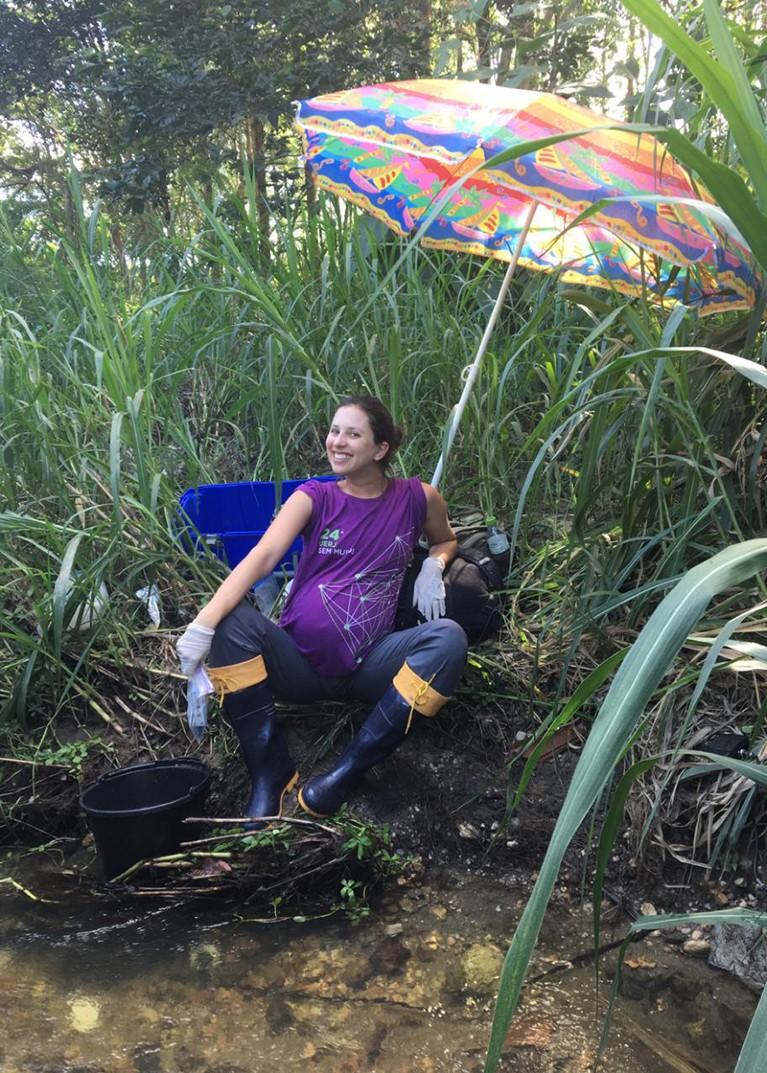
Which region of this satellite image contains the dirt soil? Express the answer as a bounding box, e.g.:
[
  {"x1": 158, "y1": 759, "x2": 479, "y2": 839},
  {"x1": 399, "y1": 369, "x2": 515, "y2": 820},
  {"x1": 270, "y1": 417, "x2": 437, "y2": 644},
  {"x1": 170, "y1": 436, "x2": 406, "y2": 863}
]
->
[
  {"x1": 2, "y1": 638, "x2": 765, "y2": 952},
  {"x1": 3, "y1": 636, "x2": 767, "y2": 1073},
  {"x1": 5, "y1": 653, "x2": 761, "y2": 911},
  {"x1": 311, "y1": 697, "x2": 765, "y2": 925}
]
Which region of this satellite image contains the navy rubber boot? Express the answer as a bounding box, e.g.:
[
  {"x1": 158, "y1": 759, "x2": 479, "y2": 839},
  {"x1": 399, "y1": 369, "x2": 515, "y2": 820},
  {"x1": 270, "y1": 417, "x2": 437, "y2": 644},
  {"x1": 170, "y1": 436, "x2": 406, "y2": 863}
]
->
[
  {"x1": 222, "y1": 681, "x2": 298, "y2": 829},
  {"x1": 298, "y1": 685, "x2": 412, "y2": 818}
]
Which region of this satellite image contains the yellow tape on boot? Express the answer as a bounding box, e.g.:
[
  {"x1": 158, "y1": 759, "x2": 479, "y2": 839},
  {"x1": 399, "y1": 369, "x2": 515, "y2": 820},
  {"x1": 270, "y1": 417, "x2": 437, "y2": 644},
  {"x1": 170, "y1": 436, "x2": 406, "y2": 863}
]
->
[
  {"x1": 392, "y1": 661, "x2": 449, "y2": 719},
  {"x1": 208, "y1": 654, "x2": 268, "y2": 701}
]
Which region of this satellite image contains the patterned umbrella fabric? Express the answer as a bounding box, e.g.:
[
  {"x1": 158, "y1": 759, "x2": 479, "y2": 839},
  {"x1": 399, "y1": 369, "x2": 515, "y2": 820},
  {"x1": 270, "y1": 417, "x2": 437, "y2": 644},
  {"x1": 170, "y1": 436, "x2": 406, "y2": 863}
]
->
[{"x1": 295, "y1": 78, "x2": 760, "y2": 316}]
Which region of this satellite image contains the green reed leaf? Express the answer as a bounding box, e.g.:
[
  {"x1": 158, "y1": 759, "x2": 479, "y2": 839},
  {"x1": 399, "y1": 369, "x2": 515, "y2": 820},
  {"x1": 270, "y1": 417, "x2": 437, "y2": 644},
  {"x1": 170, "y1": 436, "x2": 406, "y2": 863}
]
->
[
  {"x1": 620, "y1": 0, "x2": 767, "y2": 212},
  {"x1": 485, "y1": 538, "x2": 767, "y2": 1072}
]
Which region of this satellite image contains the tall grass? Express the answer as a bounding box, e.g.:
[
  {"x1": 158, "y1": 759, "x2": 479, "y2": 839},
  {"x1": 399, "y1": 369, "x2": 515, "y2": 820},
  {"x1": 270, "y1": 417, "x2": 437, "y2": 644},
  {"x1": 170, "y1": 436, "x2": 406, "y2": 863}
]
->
[
  {"x1": 1, "y1": 163, "x2": 763, "y2": 733},
  {"x1": 486, "y1": 539, "x2": 767, "y2": 1073}
]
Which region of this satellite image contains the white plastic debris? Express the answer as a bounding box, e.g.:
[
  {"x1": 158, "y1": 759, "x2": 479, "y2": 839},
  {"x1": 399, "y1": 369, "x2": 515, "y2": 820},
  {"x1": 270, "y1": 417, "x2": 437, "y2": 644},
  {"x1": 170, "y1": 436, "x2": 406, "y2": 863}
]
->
[
  {"x1": 136, "y1": 585, "x2": 162, "y2": 628},
  {"x1": 67, "y1": 581, "x2": 110, "y2": 633},
  {"x1": 187, "y1": 665, "x2": 215, "y2": 741}
]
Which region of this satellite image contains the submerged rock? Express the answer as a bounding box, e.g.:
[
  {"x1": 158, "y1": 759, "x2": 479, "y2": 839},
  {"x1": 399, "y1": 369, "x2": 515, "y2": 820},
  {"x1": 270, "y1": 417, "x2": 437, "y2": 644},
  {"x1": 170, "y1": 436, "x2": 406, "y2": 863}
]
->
[
  {"x1": 69, "y1": 995, "x2": 100, "y2": 1032},
  {"x1": 709, "y1": 923, "x2": 767, "y2": 992},
  {"x1": 460, "y1": 943, "x2": 504, "y2": 994}
]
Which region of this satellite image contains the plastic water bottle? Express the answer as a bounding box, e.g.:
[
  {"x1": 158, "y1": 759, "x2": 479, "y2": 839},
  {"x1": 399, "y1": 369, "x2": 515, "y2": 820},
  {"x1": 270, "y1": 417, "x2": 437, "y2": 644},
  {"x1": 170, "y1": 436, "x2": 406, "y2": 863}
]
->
[{"x1": 486, "y1": 516, "x2": 510, "y2": 558}]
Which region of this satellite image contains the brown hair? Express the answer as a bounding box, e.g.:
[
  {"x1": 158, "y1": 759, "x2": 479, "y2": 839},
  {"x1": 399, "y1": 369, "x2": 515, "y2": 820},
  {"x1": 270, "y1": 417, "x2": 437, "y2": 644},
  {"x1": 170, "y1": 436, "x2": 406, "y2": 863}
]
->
[{"x1": 337, "y1": 394, "x2": 404, "y2": 472}]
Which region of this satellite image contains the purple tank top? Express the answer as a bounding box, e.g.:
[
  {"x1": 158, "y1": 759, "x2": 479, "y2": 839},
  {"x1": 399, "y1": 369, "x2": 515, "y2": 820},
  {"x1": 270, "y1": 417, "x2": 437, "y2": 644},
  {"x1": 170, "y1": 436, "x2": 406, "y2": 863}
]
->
[{"x1": 279, "y1": 477, "x2": 427, "y2": 675}]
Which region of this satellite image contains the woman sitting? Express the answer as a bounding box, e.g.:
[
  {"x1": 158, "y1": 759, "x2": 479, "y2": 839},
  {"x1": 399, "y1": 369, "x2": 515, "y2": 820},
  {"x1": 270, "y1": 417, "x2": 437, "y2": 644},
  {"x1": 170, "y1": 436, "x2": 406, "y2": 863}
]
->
[{"x1": 176, "y1": 394, "x2": 468, "y2": 823}]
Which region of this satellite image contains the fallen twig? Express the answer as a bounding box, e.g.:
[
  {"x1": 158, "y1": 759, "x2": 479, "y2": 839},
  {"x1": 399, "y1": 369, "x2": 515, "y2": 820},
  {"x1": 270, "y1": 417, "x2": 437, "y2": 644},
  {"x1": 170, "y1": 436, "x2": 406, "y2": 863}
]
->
[
  {"x1": 113, "y1": 695, "x2": 171, "y2": 736},
  {"x1": 184, "y1": 814, "x2": 342, "y2": 837}
]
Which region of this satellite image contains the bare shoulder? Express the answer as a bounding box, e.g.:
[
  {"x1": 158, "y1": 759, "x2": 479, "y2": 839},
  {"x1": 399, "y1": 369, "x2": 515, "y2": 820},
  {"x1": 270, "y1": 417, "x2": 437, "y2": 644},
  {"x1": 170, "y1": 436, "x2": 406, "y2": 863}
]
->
[
  {"x1": 419, "y1": 482, "x2": 456, "y2": 550},
  {"x1": 266, "y1": 488, "x2": 313, "y2": 541},
  {"x1": 420, "y1": 484, "x2": 450, "y2": 521},
  {"x1": 280, "y1": 488, "x2": 314, "y2": 520},
  {"x1": 420, "y1": 482, "x2": 447, "y2": 511}
]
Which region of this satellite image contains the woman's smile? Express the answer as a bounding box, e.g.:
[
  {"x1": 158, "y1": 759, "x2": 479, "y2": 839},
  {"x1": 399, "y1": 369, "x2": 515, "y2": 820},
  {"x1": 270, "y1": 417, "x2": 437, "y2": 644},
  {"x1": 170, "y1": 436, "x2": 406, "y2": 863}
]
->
[{"x1": 326, "y1": 404, "x2": 388, "y2": 477}]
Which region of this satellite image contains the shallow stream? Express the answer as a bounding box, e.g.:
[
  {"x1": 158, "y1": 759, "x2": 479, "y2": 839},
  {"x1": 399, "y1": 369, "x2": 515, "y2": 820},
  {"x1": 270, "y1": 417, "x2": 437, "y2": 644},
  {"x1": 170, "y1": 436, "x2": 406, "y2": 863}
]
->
[{"x1": 0, "y1": 856, "x2": 754, "y2": 1073}]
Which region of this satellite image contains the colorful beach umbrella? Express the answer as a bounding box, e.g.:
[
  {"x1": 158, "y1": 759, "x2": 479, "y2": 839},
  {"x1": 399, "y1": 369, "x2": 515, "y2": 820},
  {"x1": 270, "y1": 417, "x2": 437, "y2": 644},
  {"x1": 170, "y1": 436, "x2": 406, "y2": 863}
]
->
[{"x1": 294, "y1": 78, "x2": 760, "y2": 485}]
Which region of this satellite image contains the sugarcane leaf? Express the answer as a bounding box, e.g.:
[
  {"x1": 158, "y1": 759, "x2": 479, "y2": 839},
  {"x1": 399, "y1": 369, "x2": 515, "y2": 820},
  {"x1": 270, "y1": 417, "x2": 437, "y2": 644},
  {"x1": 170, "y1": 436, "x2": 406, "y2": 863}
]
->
[
  {"x1": 629, "y1": 907, "x2": 763, "y2": 931},
  {"x1": 620, "y1": 0, "x2": 767, "y2": 209},
  {"x1": 484, "y1": 539, "x2": 767, "y2": 1072},
  {"x1": 593, "y1": 756, "x2": 658, "y2": 962},
  {"x1": 735, "y1": 981, "x2": 767, "y2": 1073},
  {"x1": 703, "y1": 0, "x2": 765, "y2": 132}
]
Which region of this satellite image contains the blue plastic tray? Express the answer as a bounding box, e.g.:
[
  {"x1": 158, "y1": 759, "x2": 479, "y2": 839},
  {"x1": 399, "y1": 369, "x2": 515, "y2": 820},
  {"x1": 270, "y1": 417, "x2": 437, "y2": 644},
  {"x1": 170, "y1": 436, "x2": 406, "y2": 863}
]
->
[{"x1": 177, "y1": 476, "x2": 337, "y2": 573}]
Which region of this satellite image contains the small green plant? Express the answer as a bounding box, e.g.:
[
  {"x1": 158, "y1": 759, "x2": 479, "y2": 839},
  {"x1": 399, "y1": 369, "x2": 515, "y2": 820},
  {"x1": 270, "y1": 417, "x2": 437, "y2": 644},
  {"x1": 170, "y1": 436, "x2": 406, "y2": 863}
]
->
[
  {"x1": 335, "y1": 877, "x2": 370, "y2": 923},
  {"x1": 337, "y1": 814, "x2": 414, "y2": 872},
  {"x1": 342, "y1": 823, "x2": 375, "y2": 861},
  {"x1": 240, "y1": 823, "x2": 294, "y2": 853},
  {"x1": 196, "y1": 814, "x2": 412, "y2": 923},
  {"x1": 36, "y1": 738, "x2": 113, "y2": 780}
]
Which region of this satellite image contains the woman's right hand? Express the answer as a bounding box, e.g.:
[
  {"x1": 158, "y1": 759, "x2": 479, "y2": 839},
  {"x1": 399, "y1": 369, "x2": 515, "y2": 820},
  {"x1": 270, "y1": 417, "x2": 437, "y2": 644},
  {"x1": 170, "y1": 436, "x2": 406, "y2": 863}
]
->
[{"x1": 176, "y1": 623, "x2": 215, "y2": 676}]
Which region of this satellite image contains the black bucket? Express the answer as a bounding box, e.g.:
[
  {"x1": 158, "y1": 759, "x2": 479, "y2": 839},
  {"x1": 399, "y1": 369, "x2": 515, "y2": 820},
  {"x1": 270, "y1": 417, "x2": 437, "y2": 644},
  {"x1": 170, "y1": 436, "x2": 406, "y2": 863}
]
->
[{"x1": 80, "y1": 757, "x2": 212, "y2": 880}]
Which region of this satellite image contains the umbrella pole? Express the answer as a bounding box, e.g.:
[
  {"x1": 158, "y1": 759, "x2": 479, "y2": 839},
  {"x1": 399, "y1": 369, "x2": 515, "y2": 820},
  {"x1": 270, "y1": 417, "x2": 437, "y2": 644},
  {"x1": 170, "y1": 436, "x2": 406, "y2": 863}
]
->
[{"x1": 430, "y1": 200, "x2": 538, "y2": 490}]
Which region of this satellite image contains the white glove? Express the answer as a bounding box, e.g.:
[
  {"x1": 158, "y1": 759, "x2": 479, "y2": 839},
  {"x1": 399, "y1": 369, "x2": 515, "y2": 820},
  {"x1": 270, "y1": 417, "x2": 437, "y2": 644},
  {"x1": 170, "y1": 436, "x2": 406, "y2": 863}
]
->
[
  {"x1": 176, "y1": 623, "x2": 215, "y2": 676},
  {"x1": 413, "y1": 557, "x2": 446, "y2": 621}
]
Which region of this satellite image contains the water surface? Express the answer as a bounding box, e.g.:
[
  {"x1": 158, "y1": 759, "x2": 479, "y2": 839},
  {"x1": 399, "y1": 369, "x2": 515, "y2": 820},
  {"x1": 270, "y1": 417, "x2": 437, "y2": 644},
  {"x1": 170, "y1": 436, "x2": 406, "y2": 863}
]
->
[{"x1": 0, "y1": 859, "x2": 748, "y2": 1073}]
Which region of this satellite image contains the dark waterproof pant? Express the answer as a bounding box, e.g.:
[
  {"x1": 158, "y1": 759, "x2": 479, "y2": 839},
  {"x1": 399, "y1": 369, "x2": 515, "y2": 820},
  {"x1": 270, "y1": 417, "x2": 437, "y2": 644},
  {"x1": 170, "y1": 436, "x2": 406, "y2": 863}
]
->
[{"x1": 208, "y1": 602, "x2": 468, "y2": 705}]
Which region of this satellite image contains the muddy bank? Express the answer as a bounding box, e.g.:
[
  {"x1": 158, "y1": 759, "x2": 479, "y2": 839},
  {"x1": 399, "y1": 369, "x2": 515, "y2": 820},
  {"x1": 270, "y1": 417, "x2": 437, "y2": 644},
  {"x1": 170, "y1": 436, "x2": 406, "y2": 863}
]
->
[
  {"x1": 2, "y1": 654, "x2": 765, "y2": 1020},
  {"x1": 2, "y1": 672, "x2": 764, "y2": 908}
]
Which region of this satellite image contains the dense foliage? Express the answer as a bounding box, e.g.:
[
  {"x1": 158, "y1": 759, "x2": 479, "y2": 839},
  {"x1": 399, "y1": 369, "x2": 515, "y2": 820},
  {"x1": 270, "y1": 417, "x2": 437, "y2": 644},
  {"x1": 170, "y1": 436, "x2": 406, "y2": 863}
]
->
[
  {"x1": 1, "y1": 1, "x2": 766, "y2": 1070},
  {"x1": 0, "y1": 0, "x2": 620, "y2": 214}
]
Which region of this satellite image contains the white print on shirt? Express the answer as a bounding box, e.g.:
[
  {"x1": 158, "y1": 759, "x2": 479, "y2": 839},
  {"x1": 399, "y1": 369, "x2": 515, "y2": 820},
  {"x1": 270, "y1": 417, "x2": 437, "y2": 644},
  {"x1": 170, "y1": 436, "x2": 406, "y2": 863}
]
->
[
  {"x1": 317, "y1": 533, "x2": 413, "y2": 662},
  {"x1": 318, "y1": 526, "x2": 347, "y2": 554}
]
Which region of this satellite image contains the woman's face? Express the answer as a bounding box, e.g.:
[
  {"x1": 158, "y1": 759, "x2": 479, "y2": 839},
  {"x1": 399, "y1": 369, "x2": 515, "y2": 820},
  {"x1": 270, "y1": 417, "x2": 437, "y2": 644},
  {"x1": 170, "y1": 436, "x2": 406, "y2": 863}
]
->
[{"x1": 326, "y1": 405, "x2": 389, "y2": 478}]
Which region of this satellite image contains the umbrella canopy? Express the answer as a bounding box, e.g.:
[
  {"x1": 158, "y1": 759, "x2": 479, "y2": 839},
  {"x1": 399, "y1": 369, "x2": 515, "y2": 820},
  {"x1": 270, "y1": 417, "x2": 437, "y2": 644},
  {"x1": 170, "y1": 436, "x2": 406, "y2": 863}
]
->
[
  {"x1": 294, "y1": 78, "x2": 761, "y2": 483},
  {"x1": 295, "y1": 78, "x2": 759, "y2": 314}
]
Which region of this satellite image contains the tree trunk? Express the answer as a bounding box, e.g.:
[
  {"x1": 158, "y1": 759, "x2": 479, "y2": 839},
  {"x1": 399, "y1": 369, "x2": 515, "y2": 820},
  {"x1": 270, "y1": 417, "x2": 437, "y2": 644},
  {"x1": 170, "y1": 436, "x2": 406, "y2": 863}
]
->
[
  {"x1": 304, "y1": 159, "x2": 321, "y2": 276},
  {"x1": 476, "y1": 3, "x2": 494, "y2": 83},
  {"x1": 246, "y1": 114, "x2": 271, "y2": 263}
]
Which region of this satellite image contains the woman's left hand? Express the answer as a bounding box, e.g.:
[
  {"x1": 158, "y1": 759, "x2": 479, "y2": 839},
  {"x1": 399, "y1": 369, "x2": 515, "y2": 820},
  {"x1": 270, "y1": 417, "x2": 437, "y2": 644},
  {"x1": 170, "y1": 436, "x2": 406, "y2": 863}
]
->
[{"x1": 413, "y1": 556, "x2": 446, "y2": 621}]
